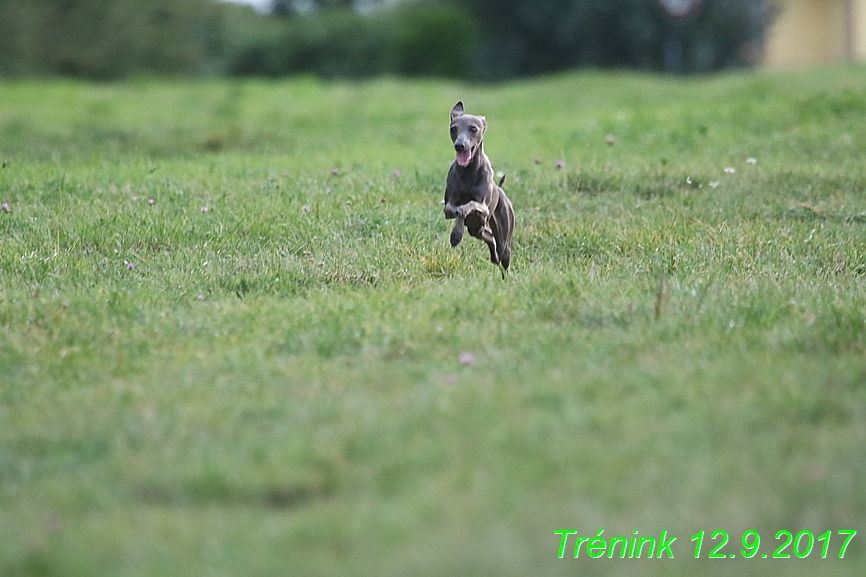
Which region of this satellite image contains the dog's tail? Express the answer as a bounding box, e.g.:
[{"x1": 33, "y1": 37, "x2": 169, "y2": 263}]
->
[{"x1": 498, "y1": 174, "x2": 506, "y2": 188}]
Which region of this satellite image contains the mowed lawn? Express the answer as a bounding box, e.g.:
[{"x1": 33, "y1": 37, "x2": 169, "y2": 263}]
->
[{"x1": 1, "y1": 67, "x2": 865, "y2": 576}]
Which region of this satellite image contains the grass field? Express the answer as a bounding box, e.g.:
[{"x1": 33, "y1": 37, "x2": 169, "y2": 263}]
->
[{"x1": 1, "y1": 67, "x2": 866, "y2": 576}]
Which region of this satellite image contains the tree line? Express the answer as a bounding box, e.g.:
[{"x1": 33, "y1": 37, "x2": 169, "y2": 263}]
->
[{"x1": 0, "y1": 0, "x2": 770, "y2": 80}]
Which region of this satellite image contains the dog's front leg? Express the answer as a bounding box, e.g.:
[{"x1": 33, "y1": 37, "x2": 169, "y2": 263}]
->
[
  {"x1": 445, "y1": 200, "x2": 489, "y2": 220},
  {"x1": 461, "y1": 201, "x2": 490, "y2": 219},
  {"x1": 450, "y1": 215, "x2": 465, "y2": 247},
  {"x1": 445, "y1": 202, "x2": 490, "y2": 247},
  {"x1": 444, "y1": 201, "x2": 466, "y2": 246},
  {"x1": 443, "y1": 201, "x2": 459, "y2": 220}
]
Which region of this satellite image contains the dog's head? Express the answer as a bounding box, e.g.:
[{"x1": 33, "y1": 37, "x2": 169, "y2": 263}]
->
[{"x1": 450, "y1": 101, "x2": 486, "y2": 168}]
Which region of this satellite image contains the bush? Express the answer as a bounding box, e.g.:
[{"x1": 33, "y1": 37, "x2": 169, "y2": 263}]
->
[
  {"x1": 0, "y1": 0, "x2": 220, "y2": 79},
  {"x1": 386, "y1": 3, "x2": 473, "y2": 77},
  {"x1": 226, "y1": 2, "x2": 475, "y2": 79}
]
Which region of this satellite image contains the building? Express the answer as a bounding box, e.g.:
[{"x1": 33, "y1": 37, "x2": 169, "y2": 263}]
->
[{"x1": 763, "y1": 0, "x2": 866, "y2": 68}]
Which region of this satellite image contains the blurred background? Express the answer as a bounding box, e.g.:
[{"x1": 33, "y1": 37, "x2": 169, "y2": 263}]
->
[{"x1": 0, "y1": 0, "x2": 863, "y2": 80}]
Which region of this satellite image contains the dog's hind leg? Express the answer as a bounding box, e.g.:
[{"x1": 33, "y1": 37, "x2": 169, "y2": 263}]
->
[
  {"x1": 488, "y1": 220, "x2": 507, "y2": 270},
  {"x1": 499, "y1": 243, "x2": 511, "y2": 271},
  {"x1": 480, "y1": 227, "x2": 499, "y2": 264},
  {"x1": 483, "y1": 228, "x2": 500, "y2": 265},
  {"x1": 489, "y1": 190, "x2": 514, "y2": 271},
  {"x1": 467, "y1": 221, "x2": 499, "y2": 265}
]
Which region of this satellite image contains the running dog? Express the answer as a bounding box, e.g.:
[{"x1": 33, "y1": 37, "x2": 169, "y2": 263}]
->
[{"x1": 443, "y1": 101, "x2": 514, "y2": 271}]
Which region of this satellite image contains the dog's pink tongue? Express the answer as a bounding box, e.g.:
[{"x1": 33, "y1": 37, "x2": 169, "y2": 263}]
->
[{"x1": 456, "y1": 149, "x2": 472, "y2": 167}]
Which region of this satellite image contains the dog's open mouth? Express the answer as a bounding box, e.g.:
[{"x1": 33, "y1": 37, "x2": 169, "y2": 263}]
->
[{"x1": 456, "y1": 146, "x2": 474, "y2": 167}]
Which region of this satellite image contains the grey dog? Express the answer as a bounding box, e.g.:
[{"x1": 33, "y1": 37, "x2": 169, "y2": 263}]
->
[{"x1": 443, "y1": 101, "x2": 514, "y2": 271}]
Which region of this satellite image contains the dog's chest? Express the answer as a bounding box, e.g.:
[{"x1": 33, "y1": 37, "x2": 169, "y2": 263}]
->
[{"x1": 447, "y1": 167, "x2": 493, "y2": 203}]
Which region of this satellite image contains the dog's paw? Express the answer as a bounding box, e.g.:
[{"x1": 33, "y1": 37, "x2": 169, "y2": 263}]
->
[
  {"x1": 450, "y1": 227, "x2": 464, "y2": 247},
  {"x1": 450, "y1": 218, "x2": 465, "y2": 247}
]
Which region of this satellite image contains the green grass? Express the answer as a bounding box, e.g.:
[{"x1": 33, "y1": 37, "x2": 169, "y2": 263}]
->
[{"x1": 2, "y1": 67, "x2": 866, "y2": 576}]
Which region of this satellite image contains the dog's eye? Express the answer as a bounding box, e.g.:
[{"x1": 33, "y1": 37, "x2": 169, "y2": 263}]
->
[
  {"x1": 469, "y1": 126, "x2": 478, "y2": 133},
  {"x1": 450, "y1": 126, "x2": 457, "y2": 135}
]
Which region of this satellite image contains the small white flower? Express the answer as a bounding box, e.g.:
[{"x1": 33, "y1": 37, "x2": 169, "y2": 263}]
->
[
  {"x1": 724, "y1": 167, "x2": 736, "y2": 174},
  {"x1": 746, "y1": 157, "x2": 757, "y2": 164},
  {"x1": 709, "y1": 181, "x2": 720, "y2": 189}
]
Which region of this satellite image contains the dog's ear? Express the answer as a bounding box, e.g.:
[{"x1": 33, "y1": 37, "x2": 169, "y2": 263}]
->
[
  {"x1": 480, "y1": 116, "x2": 487, "y2": 131},
  {"x1": 450, "y1": 101, "x2": 464, "y2": 120}
]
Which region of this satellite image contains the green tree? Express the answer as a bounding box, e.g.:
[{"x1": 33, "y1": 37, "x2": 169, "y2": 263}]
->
[
  {"x1": 0, "y1": 0, "x2": 219, "y2": 78},
  {"x1": 463, "y1": 0, "x2": 769, "y2": 78}
]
